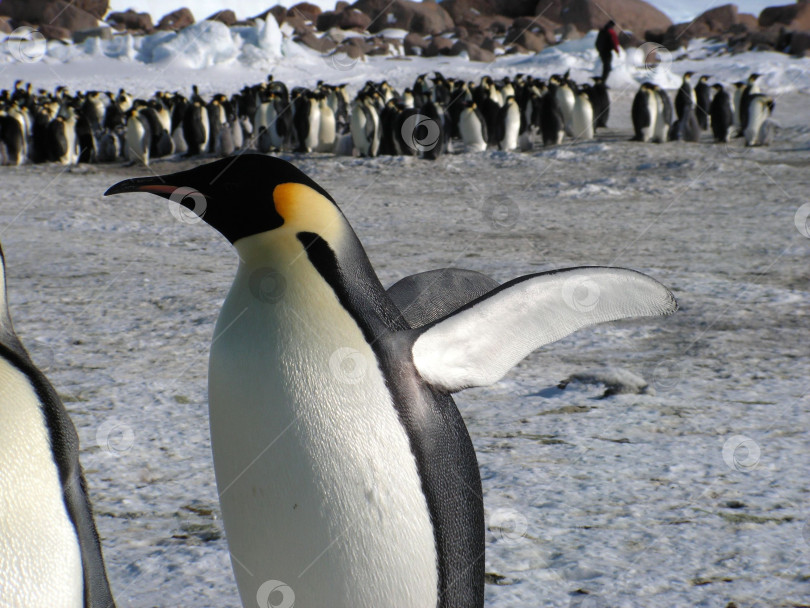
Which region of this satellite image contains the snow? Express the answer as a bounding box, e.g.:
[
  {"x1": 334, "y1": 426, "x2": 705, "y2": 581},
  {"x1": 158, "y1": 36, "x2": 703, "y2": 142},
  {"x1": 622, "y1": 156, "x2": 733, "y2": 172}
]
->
[{"x1": 0, "y1": 21, "x2": 808, "y2": 608}]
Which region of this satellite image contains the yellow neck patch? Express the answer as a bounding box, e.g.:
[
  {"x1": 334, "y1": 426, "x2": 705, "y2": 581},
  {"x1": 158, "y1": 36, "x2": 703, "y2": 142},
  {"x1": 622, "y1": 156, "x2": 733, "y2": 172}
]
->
[{"x1": 273, "y1": 182, "x2": 346, "y2": 245}]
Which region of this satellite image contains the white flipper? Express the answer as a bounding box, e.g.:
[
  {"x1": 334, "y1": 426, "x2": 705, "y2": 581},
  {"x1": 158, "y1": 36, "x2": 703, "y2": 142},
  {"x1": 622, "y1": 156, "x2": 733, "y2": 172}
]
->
[{"x1": 411, "y1": 267, "x2": 677, "y2": 392}]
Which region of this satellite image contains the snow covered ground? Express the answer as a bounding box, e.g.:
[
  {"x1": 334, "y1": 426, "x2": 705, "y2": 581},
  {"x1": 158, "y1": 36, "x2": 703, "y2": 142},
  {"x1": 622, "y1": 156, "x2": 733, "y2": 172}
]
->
[{"x1": 0, "y1": 33, "x2": 809, "y2": 608}]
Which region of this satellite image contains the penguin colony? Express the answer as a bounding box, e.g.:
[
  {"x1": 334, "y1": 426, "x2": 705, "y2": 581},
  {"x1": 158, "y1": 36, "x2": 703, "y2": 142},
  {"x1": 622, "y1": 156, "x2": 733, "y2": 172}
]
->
[
  {"x1": 632, "y1": 72, "x2": 775, "y2": 146},
  {"x1": 0, "y1": 71, "x2": 614, "y2": 166}
]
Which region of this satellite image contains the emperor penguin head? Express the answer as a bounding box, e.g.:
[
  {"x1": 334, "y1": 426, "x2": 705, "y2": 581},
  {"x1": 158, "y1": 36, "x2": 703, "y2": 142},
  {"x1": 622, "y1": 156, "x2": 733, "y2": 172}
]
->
[{"x1": 103, "y1": 155, "x2": 351, "y2": 258}]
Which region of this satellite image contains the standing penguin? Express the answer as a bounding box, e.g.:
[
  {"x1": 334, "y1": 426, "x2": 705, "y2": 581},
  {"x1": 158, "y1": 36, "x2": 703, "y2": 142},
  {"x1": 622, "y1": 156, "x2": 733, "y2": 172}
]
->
[
  {"x1": 631, "y1": 83, "x2": 657, "y2": 142},
  {"x1": 182, "y1": 100, "x2": 209, "y2": 157},
  {"x1": 106, "y1": 154, "x2": 677, "y2": 608},
  {"x1": 0, "y1": 242, "x2": 116, "y2": 608},
  {"x1": 694, "y1": 75, "x2": 711, "y2": 130},
  {"x1": 744, "y1": 94, "x2": 775, "y2": 146},
  {"x1": 125, "y1": 107, "x2": 151, "y2": 166},
  {"x1": 739, "y1": 73, "x2": 761, "y2": 134},
  {"x1": 675, "y1": 72, "x2": 695, "y2": 122},
  {"x1": 540, "y1": 83, "x2": 565, "y2": 146},
  {"x1": 586, "y1": 76, "x2": 610, "y2": 129},
  {"x1": 350, "y1": 94, "x2": 380, "y2": 158},
  {"x1": 571, "y1": 89, "x2": 594, "y2": 140},
  {"x1": 497, "y1": 96, "x2": 521, "y2": 151},
  {"x1": 459, "y1": 102, "x2": 488, "y2": 152},
  {"x1": 709, "y1": 84, "x2": 733, "y2": 143},
  {"x1": 652, "y1": 85, "x2": 673, "y2": 143}
]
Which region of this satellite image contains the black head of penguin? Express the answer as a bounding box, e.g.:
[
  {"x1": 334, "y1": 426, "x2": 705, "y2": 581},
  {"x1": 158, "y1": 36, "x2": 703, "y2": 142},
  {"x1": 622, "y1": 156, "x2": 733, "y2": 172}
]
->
[{"x1": 104, "y1": 154, "x2": 338, "y2": 245}]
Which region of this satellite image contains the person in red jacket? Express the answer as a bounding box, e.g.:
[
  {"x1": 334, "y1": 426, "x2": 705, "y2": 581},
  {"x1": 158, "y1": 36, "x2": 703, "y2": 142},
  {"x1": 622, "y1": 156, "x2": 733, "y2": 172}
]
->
[{"x1": 596, "y1": 20, "x2": 620, "y2": 81}]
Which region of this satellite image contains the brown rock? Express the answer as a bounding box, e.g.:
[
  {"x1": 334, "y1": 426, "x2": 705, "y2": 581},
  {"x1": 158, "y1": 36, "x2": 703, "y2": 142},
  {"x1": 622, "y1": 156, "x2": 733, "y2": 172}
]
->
[
  {"x1": 423, "y1": 35, "x2": 455, "y2": 57},
  {"x1": 38, "y1": 23, "x2": 71, "y2": 39},
  {"x1": 505, "y1": 28, "x2": 547, "y2": 51},
  {"x1": 455, "y1": 13, "x2": 514, "y2": 36},
  {"x1": 72, "y1": 25, "x2": 112, "y2": 43},
  {"x1": 404, "y1": 31, "x2": 429, "y2": 54},
  {"x1": 157, "y1": 7, "x2": 194, "y2": 31},
  {"x1": 317, "y1": 7, "x2": 372, "y2": 31},
  {"x1": 107, "y1": 9, "x2": 153, "y2": 32},
  {"x1": 295, "y1": 30, "x2": 337, "y2": 52},
  {"x1": 253, "y1": 5, "x2": 287, "y2": 26},
  {"x1": 289, "y1": 2, "x2": 322, "y2": 22},
  {"x1": 534, "y1": 0, "x2": 564, "y2": 22},
  {"x1": 560, "y1": 22, "x2": 584, "y2": 40},
  {"x1": 790, "y1": 30, "x2": 810, "y2": 55},
  {"x1": 506, "y1": 15, "x2": 557, "y2": 45},
  {"x1": 366, "y1": 37, "x2": 390, "y2": 55},
  {"x1": 352, "y1": 0, "x2": 454, "y2": 35},
  {"x1": 693, "y1": 4, "x2": 738, "y2": 34},
  {"x1": 563, "y1": 0, "x2": 671, "y2": 36},
  {"x1": 441, "y1": 0, "x2": 536, "y2": 20},
  {"x1": 334, "y1": 36, "x2": 370, "y2": 57},
  {"x1": 618, "y1": 30, "x2": 643, "y2": 47},
  {"x1": 0, "y1": 0, "x2": 103, "y2": 33},
  {"x1": 480, "y1": 36, "x2": 503, "y2": 52},
  {"x1": 759, "y1": 3, "x2": 797, "y2": 28},
  {"x1": 0, "y1": 16, "x2": 12, "y2": 34},
  {"x1": 285, "y1": 13, "x2": 313, "y2": 35},
  {"x1": 738, "y1": 13, "x2": 759, "y2": 31},
  {"x1": 451, "y1": 39, "x2": 496, "y2": 60},
  {"x1": 336, "y1": 1, "x2": 350, "y2": 10},
  {"x1": 207, "y1": 10, "x2": 236, "y2": 26}
]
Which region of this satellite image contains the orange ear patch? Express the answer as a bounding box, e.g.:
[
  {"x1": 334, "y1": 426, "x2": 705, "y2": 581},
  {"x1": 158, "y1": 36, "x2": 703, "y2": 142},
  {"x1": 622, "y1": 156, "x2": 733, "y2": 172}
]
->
[{"x1": 272, "y1": 182, "x2": 345, "y2": 241}]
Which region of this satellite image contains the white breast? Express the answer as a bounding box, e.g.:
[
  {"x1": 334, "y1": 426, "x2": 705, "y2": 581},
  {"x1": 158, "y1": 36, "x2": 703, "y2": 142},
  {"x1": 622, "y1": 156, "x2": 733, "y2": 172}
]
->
[
  {"x1": 209, "y1": 234, "x2": 438, "y2": 608},
  {"x1": 0, "y1": 358, "x2": 83, "y2": 608},
  {"x1": 460, "y1": 109, "x2": 486, "y2": 152}
]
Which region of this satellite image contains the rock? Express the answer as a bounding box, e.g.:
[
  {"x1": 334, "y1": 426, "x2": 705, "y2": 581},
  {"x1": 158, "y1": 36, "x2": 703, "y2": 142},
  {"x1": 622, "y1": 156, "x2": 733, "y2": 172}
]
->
[
  {"x1": 451, "y1": 39, "x2": 496, "y2": 61},
  {"x1": 295, "y1": 30, "x2": 337, "y2": 52},
  {"x1": 454, "y1": 12, "x2": 515, "y2": 36},
  {"x1": 506, "y1": 15, "x2": 557, "y2": 45},
  {"x1": 0, "y1": 16, "x2": 12, "y2": 34},
  {"x1": 404, "y1": 31, "x2": 429, "y2": 54},
  {"x1": 38, "y1": 23, "x2": 71, "y2": 39},
  {"x1": 156, "y1": 7, "x2": 194, "y2": 31},
  {"x1": 334, "y1": 36, "x2": 369, "y2": 58},
  {"x1": 534, "y1": 0, "x2": 564, "y2": 22},
  {"x1": 564, "y1": 0, "x2": 672, "y2": 36},
  {"x1": 738, "y1": 13, "x2": 759, "y2": 31},
  {"x1": 480, "y1": 36, "x2": 503, "y2": 52},
  {"x1": 618, "y1": 30, "x2": 644, "y2": 47},
  {"x1": 0, "y1": 0, "x2": 104, "y2": 33},
  {"x1": 253, "y1": 5, "x2": 288, "y2": 26},
  {"x1": 505, "y1": 28, "x2": 547, "y2": 52},
  {"x1": 790, "y1": 30, "x2": 810, "y2": 55},
  {"x1": 423, "y1": 35, "x2": 455, "y2": 57},
  {"x1": 285, "y1": 13, "x2": 313, "y2": 36},
  {"x1": 107, "y1": 9, "x2": 153, "y2": 33},
  {"x1": 441, "y1": 0, "x2": 536, "y2": 20},
  {"x1": 560, "y1": 22, "x2": 584, "y2": 40},
  {"x1": 352, "y1": 0, "x2": 454, "y2": 36},
  {"x1": 289, "y1": 2, "x2": 322, "y2": 22},
  {"x1": 366, "y1": 37, "x2": 390, "y2": 55},
  {"x1": 72, "y1": 25, "x2": 112, "y2": 43},
  {"x1": 759, "y1": 3, "x2": 799, "y2": 28},
  {"x1": 693, "y1": 4, "x2": 738, "y2": 34},
  {"x1": 207, "y1": 10, "x2": 236, "y2": 26},
  {"x1": 317, "y1": 7, "x2": 371, "y2": 31}
]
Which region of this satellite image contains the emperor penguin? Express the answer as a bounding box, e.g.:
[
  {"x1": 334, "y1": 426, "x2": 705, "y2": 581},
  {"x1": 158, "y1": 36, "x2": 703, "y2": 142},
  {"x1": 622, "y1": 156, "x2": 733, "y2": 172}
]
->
[
  {"x1": 744, "y1": 94, "x2": 774, "y2": 146},
  {"x1": 694, "y1": 75, "x2": 711, "y2": 130},
  {"x1": 124, "y1": 107, "x2": 151, "y2": 166},
  {"x1": 571, "y1": 89, "x2": 594, "y2": 140},
  {"x1": 652, "y1": 85, "x2": 673, "y2": 143},
  {"x1": 675, "y1": 71, "x2": 695, "y2": 122},
  {"x1": 739, "y1": 73, "x2": 761, "y2": 134},
  {"x1": 182, "y1": 100, "x2": 209, "y2": 157},
  {"x1": 106, "y1": 154, "x2": 677, "y2": 608},
  {"x1": 586, "y1": 76, "x2": 610, "y2": 129},
  {"x1": 731, "y1": 81, "x2": 745, "y2": 134},
  {"x1": 0, "y1": 242, "x2": 116, "y2": 608},
  {"x1": 709, "y1": 84, "x2": 733, "y2": 143},
  {"x1": 350, "y1": 93, "x2": 380, "y2": 157},
  {"x1": 541, "y1": 82, "x2": 565, "y2": 146},
  {"x1": 316, "y1": 95, "x2": 336, "y2": 153},
  {"x1": 553, "y1": 74, "x2": 576, "y2": 136},
  {"x1": 497, "y1": 96, "x2": 521, "y2": 151},
  {"x1": 631, "y1": 83, "x2": 657, "y2": 142},
  {"x1": 459, "y1": 102, "x2": 488, "y2": 152}
]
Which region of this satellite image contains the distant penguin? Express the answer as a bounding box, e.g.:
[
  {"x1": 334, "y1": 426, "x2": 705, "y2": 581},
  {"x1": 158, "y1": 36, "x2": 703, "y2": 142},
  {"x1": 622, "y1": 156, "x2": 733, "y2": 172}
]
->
[
  {"x1": 125, "y1": 108, "x2": 151, "y2": 166},
  {"x1": 0, "y1": 112, "x2": 26, "y2": 166},
  {"x1": 47, "y1": 111, "x2": 78, "y2": 165},
  {"x1": 553, "y1": 75, "x2": 576, "y2": 136},
  {"x1": 459, "y1": 102, "x2": 488, "y2": 152},
  {"x1": 497, "y1": 96, "x2": 520, "y2": 151},
  {"x1": 694, "y1": 75, "x2": 711, "y2": 130},
  {"x1": 170, "y1": 96, "x2": 189, "y2": 156},
  {"x1": 675, "y1": 72, "x2": 695, "y2": 122},
  {"x1": 96, "y1": 129, "x2": 121, "y2": 162},
  {"x1": 74, "y1": 112, "x2": 96, "y2": 164},
  {"x1": 587, "y1": 77, "x2": 610, "y2": 129},
  {"x1": 731, "y1": 81, "x2": 745, "y2": 134},
  {"x1": 652, "y1": 85, "x2": 673, "y2": 143},
  {"x1": 294, "y1": 93, "x2": 320, "y2": 153},
  {"x1": 350, "y1": 94, "x2": 380, "y2": 157},
  {"x1": 744, "y1": 94, "x2": 774, "y2": 146},
  {"x1": 709, "y1": 84, "x2": 733, "y2": 143},
  {"x1": 421, "y1": 101, "x2": 446, "y2": 161},
  {"x1": 571, "y1": 90, "x2": 594, "y2": 140},
  {"x1": 670, "y1": 99, "x2": 700, "y2": 142},
  {"x1": 206, "y1": 100, "x2": 225, "y2": 154},
  {"x1": 540, "y1": 83, "x2": 565, "y2": 146},
  {"x1": 378, "y1": 100, "x2": 401, "y2": 156},
  {"x1": 106, "y1": 154, "x2": 676, "y2": 608},
  {"x1": 317, "y1": 95, "x2": 336, "y2": 153},
  {"x1": 739, "y1": 73, "x2": 761, "y2": 134},
  {"x1": 182, "y1": 100, "x2": 209, "y2": 157},
  {"x1": 0, "y1": 242, "x2": 117, "y2": 608},
  {"x1": 631, "y1": 83, "x2": 657, "y2": 142}
]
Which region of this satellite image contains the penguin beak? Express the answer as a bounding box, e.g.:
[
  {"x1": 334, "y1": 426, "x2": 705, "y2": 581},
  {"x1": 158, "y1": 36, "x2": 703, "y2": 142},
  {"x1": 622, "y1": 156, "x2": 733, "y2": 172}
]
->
[{"x1": 104, "y1": 177, "x2": 184, "y2": 199}]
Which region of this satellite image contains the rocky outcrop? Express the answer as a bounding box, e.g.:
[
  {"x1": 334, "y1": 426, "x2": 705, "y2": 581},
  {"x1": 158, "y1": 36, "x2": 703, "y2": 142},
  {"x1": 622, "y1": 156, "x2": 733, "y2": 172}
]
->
[
  {"x1": 0, "y1": 0, "x2": 107, "y2": 37},
  {"x1": 759, "y1": 2, "x2": 810, "y2": 31},
  {"x1": 156, "y1": 8, "x2": 194, "y2": 31},
  {"x1": 316, "y1": 7, "x2": 372, "y2": 32},
  {"x1": 207, "y1": 10, "x2": 237, "y2": 27},
  {"x1": 289, "y1": 2, "x2": 322, "y2": 22},
  {"x1": 563, "y1": 0, "x2": 671, "y2": 35},
  {"x1": 352, "y1": 0, "x2": 454, "y2": 35},
  {"x1": 107, "y1": 9, "x2": 153, "y2": 33}
]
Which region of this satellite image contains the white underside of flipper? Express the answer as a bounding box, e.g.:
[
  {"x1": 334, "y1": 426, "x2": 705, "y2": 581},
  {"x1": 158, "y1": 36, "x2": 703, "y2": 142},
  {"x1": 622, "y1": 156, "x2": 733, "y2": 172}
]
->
[
  {"x1": 412, "y1": 267, "x2": 677, "y2": 392},
  {"x1": 0, "y1": 358, "x2": 83, "y2": 608},
  {"x1": 209, "y1": 232, "x2": 438, "y2": 608}
]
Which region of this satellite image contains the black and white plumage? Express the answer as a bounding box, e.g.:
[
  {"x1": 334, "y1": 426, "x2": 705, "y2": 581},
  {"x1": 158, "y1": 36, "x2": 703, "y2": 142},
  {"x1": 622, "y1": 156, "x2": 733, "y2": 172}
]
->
[{"x1": 709, "y1": 84, "x2": 733, "y2": 143}]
